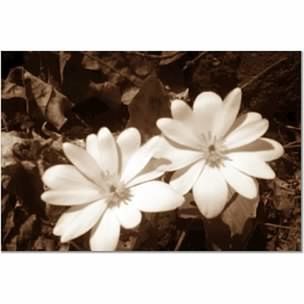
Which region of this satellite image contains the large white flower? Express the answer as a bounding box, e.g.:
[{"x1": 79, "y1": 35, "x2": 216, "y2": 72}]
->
[
  {"x1": 156, "y1": 88, "x2": 284, "y2": 219},
  {"x1": 41, "y1": 127, "x2": 184, "y2": 251}
]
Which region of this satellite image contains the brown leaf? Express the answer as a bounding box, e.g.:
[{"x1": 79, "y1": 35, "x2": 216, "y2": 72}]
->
[
  {"x1": 272, "y1": 178, "x2": 295, "y2": 210},
  {"x1": 24, "y1": 71, "x2": 72, "y2": 129},
  {"x1": 127, "y1": 76, "x2": 170, "y2": 140},
  {"x1": 121, "y1": 87, "x2": 140, "y2": 105},
  {"x1": 2, "y1": 67, "x2": 72, "y2": 130},
  {"x1": 1, "y1": 81, "x2": 26, "y2": 99},
  {"x1": 81, "y1": 52, "x2": 102, "y2": 70},
  {"x1": 221, "y1": 193, "x2": 259, "y2": 237},
  {"x1": 159, "y1": 52, "x2": 186, "y2": 66},
  {"x1": 203, "y1": 193, "x2": 260, "y2": 250},
  {"x1": 1, "y1": 131, "x2": 25, "y2": 167},
  {"x1": 88, "y1": 81, "x2": 121, "y2": 110}
]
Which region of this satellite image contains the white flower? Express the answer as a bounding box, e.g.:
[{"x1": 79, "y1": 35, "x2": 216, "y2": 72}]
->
[
  {"x1": 41, "y1": 127, "x2": 184, "y2": 251},
  {"x1": 156, "y1": 88, "x2": 284, "y2": 219}
]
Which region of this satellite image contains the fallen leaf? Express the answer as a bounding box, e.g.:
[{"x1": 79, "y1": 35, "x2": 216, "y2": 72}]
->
[
  {"x1": 159, "y1": 52, "x2": 186, "y2": 66},
  {"x1": 127, "y1": 76, "x2": 170, "y2": 140},
  {"x1": 221, "y1": 193, "x2": 260, "y2": 237},
  {"x1": 1, "y1": 81, "x2": 26, "y2": 99},
  {"x1": 24, "y1": 71, "x2": 72, "y2": 129},
  {"x1": 272, "y1": 178, "x2": 295, "y2": 210},
  {"x1": 203, "y1": 193, "x2": 260, "y2": 250},
  {"x1": 121, "y1": 87, "x2": 140, "y2": 105},
  {"x1": 88, "y1": 81, "x2": 121, "y2": 109},
  {"x1": 2, "y1": 67, "x2": 72, "y2": 130},
  {"x1": 1, "y1": 131, "x2": 25, "y2": 167},
  {"x1": 81, "y1": 52, "x2": 102, "y2": 70}
]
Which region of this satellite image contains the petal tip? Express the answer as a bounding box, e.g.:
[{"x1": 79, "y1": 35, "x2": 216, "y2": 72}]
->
[
  {"x1": 234, "y1": 87, "x2": 242, "y2": 95},
  {"x1": 156, "y1": 118, "x2": 167, "y2": 129},
  {"x1": 40, "y1": 192, "x2": 48, "y2": 203}
]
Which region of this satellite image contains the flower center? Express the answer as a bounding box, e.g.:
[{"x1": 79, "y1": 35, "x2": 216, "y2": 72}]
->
[
  {"x1": 201, "y1": 137, "x2": 226, "y2": 167},
  {"x1": 207, "y1": 144, "x2": 222, "y2": 166},
  {"x1": 104, "y1": 177, "x2": 130, "y2": 206}
]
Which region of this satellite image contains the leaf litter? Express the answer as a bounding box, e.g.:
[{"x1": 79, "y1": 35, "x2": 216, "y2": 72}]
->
[{"x1": 1, "y1": 51, "x2": 301, "y2": 251}]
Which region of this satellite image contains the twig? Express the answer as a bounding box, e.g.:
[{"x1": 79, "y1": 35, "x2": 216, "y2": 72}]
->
[
  {"x1": 274, "y1": 118, "x2": 301, "y2": 131},
  {"x1": 239, "y1": 57, "x2": 289, "y2": 89},
  {"x1": 81, "y1": 52, "x2": 142, "y2": 87},
  {"x1": 174, "y1": 231, "x2": 186, "y2": 251},
  {"x1": 73, "y1": 112, "x2": 90, "y2": 128},
  {"x1": 285, "y1": 125, "x2": 301, "y2": 131},
  {"x1": 127, "y1": 51, "x2": 183, "y2": 60},
  {"x1": 70, "y1": 241, "x2": 84, "y2": 251},
  {"x1": 264, "y1": 223, "x2": 294, "y2": 230},
  {"x1": 183, "y1": 52, "x2": 208, "y2": 71},
  {"x1": 284, "y1": 140, "x2": 301, "y2": 149},
  {"x1": 284, "y1": 144, "x2": 301, "y2": 149}
]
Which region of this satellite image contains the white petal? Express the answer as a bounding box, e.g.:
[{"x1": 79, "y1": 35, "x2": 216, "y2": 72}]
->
[
  {"x1": 213, "y1": 88, "x2": 242, "y2": 138},
  {"x1": 130, "y1": 181, "x2": 184, "y2": 212},
  {"x1": 117, "y1": 128, "x2": 141, "y2": 174},
  {"x1": 42, "y1": 164, "x2": 95, "y2": 190},
  {"x1": 127, "y1": 158, "x2": 170, "y2": 187},
  {"x1": 156, "y1": 118, "x2": 202, "y2": 149},
  {"x1": 97, "y1": 127, "x2": 119, "y2": 175},
  {"x1": 220, "y1": 162, "x2": 258, "y2": 199},
  {"x1": 171, "y1": 99, "x2": 195, "y2": 126},
  {"x1": 89, "y1": 209, "x2": 120, "y2": 251},
  {"x1": 63, "y1": 143, "x2": 105, "y2": 186},
  {"x1": 86, "y1": 134, "x2": 102, "y2": 167},
  {"x1": 223, "y1": 119, "x2": 269, "y2": 149},
  {"x1": 226, "y1": 152, "x2": 276, "y2": 179},
  {"x1": 121, "y1": 136, "x2": 160, "y2": 184},
  {"x1": 170, "y1": 160, "x2": 205, "y2": 195},
  {"x1": 54, "y1": 199, "x2": 107, "y2": 242},
  {"x1": 192, "y1": 91, "x2": 222, "y2": 135},
  {"x1": 192, "y1": 165, "x2": 229, "y2": 219},
  {"x1": 114, "y1": 203, "x2": 142, "y2": 229},
  {"x1": 228, "y1": 112, "x2": 262, "y2": 134},
  {"x1": 154, "y1": 136, "x2": 203, "y2": 171},
  {"x1": 225, "y1": 137, "x2": 284, "y2": 162},
  {"x1": 41, "y1": 188, "x2": 102, "y2": 206}
]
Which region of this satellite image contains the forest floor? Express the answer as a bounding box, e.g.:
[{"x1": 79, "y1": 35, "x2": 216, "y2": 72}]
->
[{"x1": 1, "y1": 51, "x2": 301, "y2": 251}]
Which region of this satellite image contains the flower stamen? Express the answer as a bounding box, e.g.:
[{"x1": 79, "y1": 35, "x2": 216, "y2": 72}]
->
[{"x1": 106, "y1": 181, "x2": 130, "y2": 206}]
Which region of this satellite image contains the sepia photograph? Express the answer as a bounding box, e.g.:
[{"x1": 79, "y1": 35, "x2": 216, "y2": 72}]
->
[{"x1": 1, "y1": 51, "x2": 301, "y2": 251}]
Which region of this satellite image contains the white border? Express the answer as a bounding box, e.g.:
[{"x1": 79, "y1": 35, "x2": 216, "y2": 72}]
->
[{"x1": 1, "y1": 1, "x2": 303, "y2": 304}]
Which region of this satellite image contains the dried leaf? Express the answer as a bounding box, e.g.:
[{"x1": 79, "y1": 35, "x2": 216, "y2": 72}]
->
[
  {"x1": 127, "y1": 76, "x2": 170, "y2": 140},
  {"x1": 1, "y1": 81, "x2": 25, "y2": 99},
  {"x1": 2, "y1": 67, "x2": 72, "y2": 130},
  {"x1": 169, "y1": 88, "x2": 190, "y2": 102},
  {"x1": 177, "y1": 192, "x2": 201, "y2": 219},
  {"x1": 32, "y1": 236, "x2": 57, "y2": 251},
  {"x1": 24, "y1": 71, "x2": 72, "y2": 129},
  {"x1": 221, "y1": 194, "x2": 260, "y2": 237},
  {"x1": 88, "y1": 81, "x2": 121, "y2": 109},
  {"x1": 3, "y1": 161, "x2": 46, "y2": 218},
  {"x1": 59, "y1": 51, "x2": 71, "y2": 84},
  {"x1": 203, "y1": 193, "x2": 260, "y2": 250},
  {"x1": 272, "y1": 178, "x2": 295, "y2": 210},
  {"x1": 81, "y1": 52, "x2": 102, "y2": 70},
  {"x1": 159, "y1": 52, "x2": 186, "y2": 66},
  {"x1": 121, "y1": 87, "x2": 140, "y2": 105},
  {"x1": 1, "y1": 131, "x2": 25, "y2": 167}
]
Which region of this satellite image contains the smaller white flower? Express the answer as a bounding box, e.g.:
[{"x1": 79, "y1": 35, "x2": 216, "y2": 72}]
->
[
  {"x1": 156, "y1": 88, "x2": 284, "y2": 219},
  {"x1": 41, "y1": 127, "x2": 184, "y2": 251}
]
